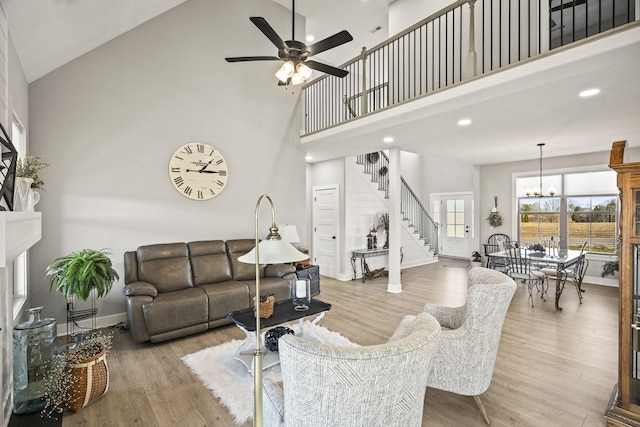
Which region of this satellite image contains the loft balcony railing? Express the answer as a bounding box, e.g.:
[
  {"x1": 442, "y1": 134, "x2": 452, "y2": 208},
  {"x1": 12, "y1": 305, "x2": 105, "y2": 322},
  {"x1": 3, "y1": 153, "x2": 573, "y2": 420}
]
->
[{"x1": 301, "y1": 0, "x2": 636, "y2": 135}]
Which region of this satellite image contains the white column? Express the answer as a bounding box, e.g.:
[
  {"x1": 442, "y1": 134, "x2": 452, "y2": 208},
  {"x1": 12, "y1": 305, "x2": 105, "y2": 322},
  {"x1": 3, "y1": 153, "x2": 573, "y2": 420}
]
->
[{"x1": 387, "y1": 148, "x2": 402, "y2": 293}]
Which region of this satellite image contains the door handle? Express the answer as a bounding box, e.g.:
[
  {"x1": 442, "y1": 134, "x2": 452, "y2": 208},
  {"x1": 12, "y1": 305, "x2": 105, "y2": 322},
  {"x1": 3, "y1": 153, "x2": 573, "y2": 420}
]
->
[{"x1": 332, "y1": 236, "x2": 336, "y2": 239}]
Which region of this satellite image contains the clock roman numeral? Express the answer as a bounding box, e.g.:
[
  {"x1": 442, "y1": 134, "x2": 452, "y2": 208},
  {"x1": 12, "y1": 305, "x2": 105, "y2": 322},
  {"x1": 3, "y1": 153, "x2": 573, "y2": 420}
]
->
[
  {"x1": 197, "y1": 190, "x2": 204, "y2": 199},
  {"x1": 183, "y1": 146, "x2": 193, "y2": 154},
  {"x1": 216, "y1": 180, "x2": 224, "y2": 187},
  {"x1": 209, "y1": 188, "x2": 216, "y2": 195},
  {"x1": 197, "y1": 144, "x2": 204, "y2": 153},
  {"x1": 218, "y1": 170, "x2": 227, "y2": 176},
  {"x1": 184, "y1": 186, "x2": 193, "y2": 196},
  {"x1": 173, "y1": 176, "x2": 184, "y2": 187},
  {"x1": 171, "y1": 167, "x2": 180, "y2": 173},
  {"x1": 208, "y1": 148, "x2": 215, "y2": 156},
  {"x1": 174, "y1": 155, "x2": 184, "y2": 161},
  {"x1": 216, "y1": 159, "x2": 224, "y2": 165}
]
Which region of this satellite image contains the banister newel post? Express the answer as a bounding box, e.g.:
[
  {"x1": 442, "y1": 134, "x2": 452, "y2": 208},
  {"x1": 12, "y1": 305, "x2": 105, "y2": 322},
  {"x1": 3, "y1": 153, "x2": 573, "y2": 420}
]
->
[
  {"x1": 360, "y1": 46, "x2": 368, "y2": 115},
  {"x1": 466, "y1": 0, "x2": 477, "y2": 79}
]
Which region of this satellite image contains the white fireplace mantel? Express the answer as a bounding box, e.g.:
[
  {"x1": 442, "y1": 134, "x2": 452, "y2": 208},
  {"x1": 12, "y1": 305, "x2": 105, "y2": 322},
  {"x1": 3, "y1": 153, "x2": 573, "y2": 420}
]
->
[
  {"x1": 1, "y1": 211, "x2": 41, "y2": 427},
  {"x1": 0, "y1": 211, "x2": 42, "y2": 268}
]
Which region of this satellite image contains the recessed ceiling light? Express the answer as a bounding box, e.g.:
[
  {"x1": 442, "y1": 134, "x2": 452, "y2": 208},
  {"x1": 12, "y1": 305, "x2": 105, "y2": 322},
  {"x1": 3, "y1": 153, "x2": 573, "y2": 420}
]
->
[
  {"x1": 457, "y1": 118, "x2": 472, "y2": 126},
  {"x1": 306, "y1": 35, "x2": 315, "y2": 42},
  {"x1": 305, "y1": 155, "x2": 313, "y2": 161},
  {"x1": 383, "y1": 136, "x2": 394, "y2": 143},
  {"x1": 579, "y1": 88, "x2": 600, "y2": 97}
]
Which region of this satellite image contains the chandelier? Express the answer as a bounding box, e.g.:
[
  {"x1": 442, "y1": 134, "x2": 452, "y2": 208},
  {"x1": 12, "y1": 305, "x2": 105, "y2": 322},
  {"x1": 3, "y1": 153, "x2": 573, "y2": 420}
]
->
[{"x1": 525, "y1": 143, "x2": 557, "y2": 197}]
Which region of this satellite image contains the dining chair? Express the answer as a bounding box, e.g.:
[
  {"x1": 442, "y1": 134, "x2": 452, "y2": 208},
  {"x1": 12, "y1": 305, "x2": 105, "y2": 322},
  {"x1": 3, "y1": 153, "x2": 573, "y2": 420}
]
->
[
  {"x1": 505, "y1": 244, "x2": 547, "y2": 307},
  {"x1": 540, "y1": 241, "x2": 588, "y2": 303},
  {"x1": 483, "y1": 233, "x2": 510, "y2": 271}
]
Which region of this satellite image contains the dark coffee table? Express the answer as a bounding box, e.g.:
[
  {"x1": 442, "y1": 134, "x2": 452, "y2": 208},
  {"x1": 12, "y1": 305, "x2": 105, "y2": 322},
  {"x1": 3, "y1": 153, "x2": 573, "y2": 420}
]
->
[{"x1": 227, "y1": 298, "x2": 331, "y2": 373}]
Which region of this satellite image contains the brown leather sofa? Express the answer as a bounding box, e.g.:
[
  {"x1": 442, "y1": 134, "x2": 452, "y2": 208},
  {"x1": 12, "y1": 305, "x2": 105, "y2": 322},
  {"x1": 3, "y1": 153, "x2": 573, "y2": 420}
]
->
[{"x1": 122, "y1": 239, "x2": 296, "y2": 343}]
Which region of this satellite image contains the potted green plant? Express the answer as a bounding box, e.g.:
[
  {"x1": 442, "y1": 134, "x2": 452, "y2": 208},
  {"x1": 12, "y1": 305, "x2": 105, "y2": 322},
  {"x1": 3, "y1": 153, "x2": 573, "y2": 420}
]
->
[
  {"x1": 43, "y1": 249, "x2": 118, "y2": 414},
  {"x1": 45, "y1": 248, "x2": 119, "y2": 300},
  {"x1": 471, "y1": 251, "x2": 483, "y2": 267},
  {"x1": 601, "y1": 260, "x2": 619, "y2": 278}
]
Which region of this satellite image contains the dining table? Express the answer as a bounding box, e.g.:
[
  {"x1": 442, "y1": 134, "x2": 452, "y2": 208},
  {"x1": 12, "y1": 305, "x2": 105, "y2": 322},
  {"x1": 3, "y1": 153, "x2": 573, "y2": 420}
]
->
[{"x1": 488, "y1": 249, "x2": 585, "y2": 311}]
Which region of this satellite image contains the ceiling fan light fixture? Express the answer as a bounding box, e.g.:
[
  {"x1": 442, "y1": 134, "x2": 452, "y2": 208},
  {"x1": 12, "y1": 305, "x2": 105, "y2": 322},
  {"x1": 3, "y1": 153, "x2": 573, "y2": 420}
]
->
[
  {"x1": 296, "y1": 63, "x2": 312, "y2": 80},
  {"x1": 275, "y1": 61, "x2": 295, "y2": 83}
]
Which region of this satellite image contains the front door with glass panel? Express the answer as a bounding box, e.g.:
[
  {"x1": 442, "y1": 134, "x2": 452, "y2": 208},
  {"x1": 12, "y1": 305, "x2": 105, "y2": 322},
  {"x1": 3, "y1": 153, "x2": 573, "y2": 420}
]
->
[{"x1": 436, "y1": 194, "x2": 472, "y2": 258}]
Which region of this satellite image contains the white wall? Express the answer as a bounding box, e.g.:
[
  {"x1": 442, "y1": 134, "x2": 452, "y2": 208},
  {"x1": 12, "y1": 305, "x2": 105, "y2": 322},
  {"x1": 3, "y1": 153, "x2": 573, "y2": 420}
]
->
[
  {"x1": 389, "y1": 0, "x2": 452, "y2": 36},
  {"x1": 27, "y1": 0, "x2": 308, "y2": 325}
]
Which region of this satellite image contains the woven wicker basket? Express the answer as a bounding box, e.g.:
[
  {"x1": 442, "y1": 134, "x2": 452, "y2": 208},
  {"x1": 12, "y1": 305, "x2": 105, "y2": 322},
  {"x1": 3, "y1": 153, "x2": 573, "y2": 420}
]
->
[
  {"x1": 66, "y1": 346, "x2": 110, "y2": 412},
  {"x1": 253, "y1": 295, "x2": 275, "y2": 319}
]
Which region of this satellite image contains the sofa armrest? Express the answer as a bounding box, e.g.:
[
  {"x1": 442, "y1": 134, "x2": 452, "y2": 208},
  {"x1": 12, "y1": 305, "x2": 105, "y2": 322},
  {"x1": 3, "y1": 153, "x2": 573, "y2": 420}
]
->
[
  {"x1": 123, "y1": 281, "x2": 158, "y2": 298},
  {"x1": 264, "y1": 263, "x2": 296, "y2": 278}
]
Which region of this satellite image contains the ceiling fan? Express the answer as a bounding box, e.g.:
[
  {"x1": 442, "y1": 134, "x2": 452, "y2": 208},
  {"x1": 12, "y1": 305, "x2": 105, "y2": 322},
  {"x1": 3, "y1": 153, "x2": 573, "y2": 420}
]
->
[{"x1": 225, "y1": 0, "x2": 353, "y2": 86}]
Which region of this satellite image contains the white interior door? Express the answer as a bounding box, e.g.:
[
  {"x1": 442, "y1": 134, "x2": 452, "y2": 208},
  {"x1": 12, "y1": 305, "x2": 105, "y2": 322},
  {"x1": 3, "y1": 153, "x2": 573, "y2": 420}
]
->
[
  {"x1": 312, "y1": 185, "x2": 339, "y2": 278},
  {"x1": 435, "y1": 194, "x2": 473, "y2": 258}
]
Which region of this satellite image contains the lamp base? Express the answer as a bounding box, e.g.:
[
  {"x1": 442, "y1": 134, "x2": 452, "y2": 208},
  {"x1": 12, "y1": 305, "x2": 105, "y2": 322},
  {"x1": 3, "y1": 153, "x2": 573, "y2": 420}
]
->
[{"x1": 293, "y1": 304, "x2": 309, "y2": 311}]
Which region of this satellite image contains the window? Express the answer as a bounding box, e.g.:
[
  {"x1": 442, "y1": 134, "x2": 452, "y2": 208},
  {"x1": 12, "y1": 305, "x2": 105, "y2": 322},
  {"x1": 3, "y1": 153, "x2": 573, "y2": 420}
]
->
[
  {"x1": 11, "y1": 114, "x2": 27, "y2": 317},
  {"x1": 517, "y1": 170, "x2": 617, "y2": 254},
  {"x1": 446, "y1": 199, "x2": 465, "y2": 238}
]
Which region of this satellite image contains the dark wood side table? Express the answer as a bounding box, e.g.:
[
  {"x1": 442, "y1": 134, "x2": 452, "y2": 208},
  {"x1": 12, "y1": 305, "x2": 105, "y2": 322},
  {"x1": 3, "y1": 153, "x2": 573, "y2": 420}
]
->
[{"x1": 227, "y1": 298, "x2": 331, "y2": 373}]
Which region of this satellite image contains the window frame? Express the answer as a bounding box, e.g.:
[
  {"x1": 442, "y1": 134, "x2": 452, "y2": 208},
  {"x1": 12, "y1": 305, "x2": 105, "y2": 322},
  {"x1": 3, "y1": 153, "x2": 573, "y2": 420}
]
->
[{"x1": 514, "y1": 167, "x2": 618, "y2": 255}]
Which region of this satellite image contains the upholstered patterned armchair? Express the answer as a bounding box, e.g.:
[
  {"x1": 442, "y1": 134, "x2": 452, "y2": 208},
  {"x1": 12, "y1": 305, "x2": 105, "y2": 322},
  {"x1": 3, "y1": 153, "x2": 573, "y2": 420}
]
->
[
  {"x1": 422, "y1": 267, "x2": 516, "y2": 425},
  {"x1": 262, "y1": 312, "x2": 442, "y2": 427}
]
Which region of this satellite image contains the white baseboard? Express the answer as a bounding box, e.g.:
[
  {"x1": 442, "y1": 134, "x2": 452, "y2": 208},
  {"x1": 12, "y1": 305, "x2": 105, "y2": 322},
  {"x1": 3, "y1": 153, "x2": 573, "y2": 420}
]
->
[
  {"x1": 584, "y1": 275, "x2": 619, "y2": 287},
  {"x1": 57, "y1": 312, "x2": 128, "y2": 337}
]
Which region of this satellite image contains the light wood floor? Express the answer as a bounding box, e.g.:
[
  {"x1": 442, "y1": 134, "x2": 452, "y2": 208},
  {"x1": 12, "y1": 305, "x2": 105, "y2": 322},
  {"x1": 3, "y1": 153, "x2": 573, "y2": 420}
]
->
[{"x1": 61, "y1": 259, "x2": 619, "y2": 427}]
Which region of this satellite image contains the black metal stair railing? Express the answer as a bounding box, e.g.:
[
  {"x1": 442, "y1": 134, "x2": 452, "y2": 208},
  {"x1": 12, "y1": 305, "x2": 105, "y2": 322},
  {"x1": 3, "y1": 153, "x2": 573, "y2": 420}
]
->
[{"x1": 355, "y1": 152, "x2": 439, "y2": 255}]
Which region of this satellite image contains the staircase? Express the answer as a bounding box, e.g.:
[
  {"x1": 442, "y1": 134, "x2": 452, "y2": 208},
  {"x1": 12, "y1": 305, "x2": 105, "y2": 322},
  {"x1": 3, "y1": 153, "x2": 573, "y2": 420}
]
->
[{"x1": 355, "y1": 152, "x2": 439, "y2": 257}]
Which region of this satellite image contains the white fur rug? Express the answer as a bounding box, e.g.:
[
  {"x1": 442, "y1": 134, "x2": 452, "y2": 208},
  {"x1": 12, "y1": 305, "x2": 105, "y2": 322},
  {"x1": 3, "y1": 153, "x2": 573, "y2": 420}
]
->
[{"x1": 182, "y1": 321, "x2": 357, "y2": 425}]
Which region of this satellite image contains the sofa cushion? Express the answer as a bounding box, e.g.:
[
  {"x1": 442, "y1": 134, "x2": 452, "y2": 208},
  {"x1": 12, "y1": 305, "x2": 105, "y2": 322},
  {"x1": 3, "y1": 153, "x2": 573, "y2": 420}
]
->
[
  {"x1": 137, "y1": 243, "x2": 193, "y2": 293},
  {"x1": 199, "y1": 281, "x2": 251, "y2": 321},
  {"x1": 188, "y1": 240, "x2": 233, "y2": 285},
  {"x1": 142, "y1": 287, "x2": 207, "y2": 335},
  {"x1": 226, "y1": 239, "x2": 265, "y2": 280}
]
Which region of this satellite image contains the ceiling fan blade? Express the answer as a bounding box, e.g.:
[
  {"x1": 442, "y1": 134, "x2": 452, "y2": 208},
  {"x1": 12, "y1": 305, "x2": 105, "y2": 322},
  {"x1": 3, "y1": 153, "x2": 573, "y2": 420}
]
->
[
  {"x1": 250, "y1": 17, "x2": 287, "y2": 51},
  {"x1": 305, "y1": 60, "x2": 349, "y2": 78},
  {"x1": 307, "y1": 30, "x2": 354, "y2": 57},
  {"x1": 225, "y1": 56, "x2": 281, "y2": 62}
]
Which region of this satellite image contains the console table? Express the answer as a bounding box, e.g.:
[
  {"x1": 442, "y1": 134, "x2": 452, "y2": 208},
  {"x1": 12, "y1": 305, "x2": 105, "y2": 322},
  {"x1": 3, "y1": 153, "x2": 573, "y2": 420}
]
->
[{"x1": 351, "y1": 247, "x2": 403, "y2": 283}]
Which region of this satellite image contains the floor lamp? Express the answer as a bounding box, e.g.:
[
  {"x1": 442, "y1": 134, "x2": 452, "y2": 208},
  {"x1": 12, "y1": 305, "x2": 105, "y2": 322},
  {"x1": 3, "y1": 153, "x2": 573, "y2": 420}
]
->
[{"x1": 238, "y1": 194, "x2": 309, "y2": 427}]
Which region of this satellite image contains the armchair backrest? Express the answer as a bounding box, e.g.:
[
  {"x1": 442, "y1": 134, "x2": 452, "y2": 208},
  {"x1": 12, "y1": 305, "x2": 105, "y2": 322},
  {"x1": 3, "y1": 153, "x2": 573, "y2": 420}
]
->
[
  {"x1": 428, "y1": 267, "x2": 516, "y2": 396},
  {"x1": 277, "y1": 312, "x2": 441, "y2": 427}
]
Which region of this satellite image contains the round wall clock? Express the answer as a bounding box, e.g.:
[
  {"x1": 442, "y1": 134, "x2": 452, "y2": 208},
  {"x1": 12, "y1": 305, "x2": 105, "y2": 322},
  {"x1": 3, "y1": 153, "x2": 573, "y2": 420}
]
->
[{"x1": 168, "y1": 142, "x2": 229, "y2": 200}]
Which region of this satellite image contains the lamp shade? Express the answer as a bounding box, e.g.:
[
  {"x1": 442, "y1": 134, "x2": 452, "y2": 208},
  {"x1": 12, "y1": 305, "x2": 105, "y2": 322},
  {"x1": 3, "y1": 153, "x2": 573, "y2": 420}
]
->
[
  {"x1": 238, "y1": 239, "x2": 308, "y2": 264},
  {"x1": 278, "y1": 224, "x2": 301, "y2": 244}
]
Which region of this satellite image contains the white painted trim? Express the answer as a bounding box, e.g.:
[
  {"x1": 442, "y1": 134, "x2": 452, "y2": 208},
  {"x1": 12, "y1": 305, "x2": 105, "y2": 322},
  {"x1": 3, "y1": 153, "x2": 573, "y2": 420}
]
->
[{"x1": 57, "y1": 312, "x2": 128, "y2": 337}]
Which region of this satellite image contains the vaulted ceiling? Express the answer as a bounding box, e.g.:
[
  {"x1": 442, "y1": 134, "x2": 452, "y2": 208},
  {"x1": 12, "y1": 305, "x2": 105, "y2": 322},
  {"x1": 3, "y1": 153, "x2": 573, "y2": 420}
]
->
[{"x1": 2, "y1": 0, "x2": 638, "y2": 165}]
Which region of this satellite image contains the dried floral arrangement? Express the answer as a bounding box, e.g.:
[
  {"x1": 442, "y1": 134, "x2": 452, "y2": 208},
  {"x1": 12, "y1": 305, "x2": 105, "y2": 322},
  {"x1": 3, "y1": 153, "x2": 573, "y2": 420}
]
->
[
  {"x1": 377, "y1": 211, "x2": 389, "y2": 230},
  {"x1": 42, "y1": 330, "x2": 113, "y2": 416},
  {"x1": 16, "y1": 155, "x2": 49, "y2": 190}
]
